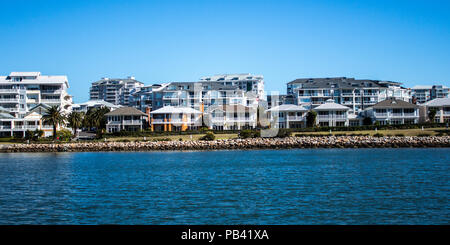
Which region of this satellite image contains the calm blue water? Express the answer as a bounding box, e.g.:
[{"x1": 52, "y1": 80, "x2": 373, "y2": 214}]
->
[{"x1": 0, "y1": 149, "x2": 448, "y2": 224}]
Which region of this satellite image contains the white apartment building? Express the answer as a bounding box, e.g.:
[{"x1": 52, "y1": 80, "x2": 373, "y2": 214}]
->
[
  {"x1": 199, "y1": 73, "x2": 265, "y2": 100},
  {"x1": 90, "y1": 76, "x2": 144, "y2": 106},
  {"x1": 313, "y1": 99, "x2": 351, "y2": 127},
  {"x1": 266, "y1": 104, "x2": 308, "y2": 129},
  {"x1": 0, "y1": 72, "x2": 72, "y2": 137},
  {"x1": 287, "y1": 77, "x2": 411, "y2": 114},
  {"x1": 412, "y1": 85, "x2": 450, "y2": 104},
  {"x1": 0, "y1": 72, "x2": 72, "y2": 118},
  {"x1": 367, "y1": 98, "x2": 420, "y2": 125},
  {"x1": 151, "y1": 81, "x2": 260, "y2": 113}
]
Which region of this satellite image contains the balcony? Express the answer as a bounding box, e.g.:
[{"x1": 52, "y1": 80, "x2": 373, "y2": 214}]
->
[
  {"x1": 41, "y1": 90, "x2": 62, "y2": 94},
  {"x1": 286, "y1": 116, "x2": 305, "y2": 121},
  {"x1": 375, "y1": 113, "x2": 388, "y2": 117},
  {"x1": 41, "y1": 99, "x2": 61, "y2": 103},
  {"x1": 0, "y1": 98, "x2": 18, "y2": 102},
  {"x1": 0, "y1": 89, "x2": 19, "y2": 93},
  {"x1": 318, "y1": 115, "x2": 347, "y2": 120}
]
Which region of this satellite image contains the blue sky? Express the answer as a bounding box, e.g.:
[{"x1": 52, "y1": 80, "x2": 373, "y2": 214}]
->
[{"x1": 1, "y1": 0, "x2": 450, "y2": 102}]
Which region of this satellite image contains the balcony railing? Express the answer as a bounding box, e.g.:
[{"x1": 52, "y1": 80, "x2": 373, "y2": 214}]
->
[
  {"x1": 0, "y1": 98, "x2": 18, "y2": 102},
  {"x1": 0, "y1": 89, "x2": 19, "y2": 93},
  {"x1": 318, "y1": 115, "x2": 347, "y2": 120},
  {"x1": 40, "y1": 90, "x2": 62, "y2": 94},
  {"x1": 375, "y1": 113, "x2": 388, "y2": 117},
  {"x1": 286, "y1": 116, "x2": 305, "y2": 121}
]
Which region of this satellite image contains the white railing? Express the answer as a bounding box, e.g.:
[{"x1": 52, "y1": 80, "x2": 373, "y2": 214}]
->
[
  {"x1": 286, "y1": 116, "x2": 304, "y2": 121},
  {"x1": 0, "y1": 126, "x2": 11, "y2": 130},
  {"x1": 123, "y1": 120, "x2": 142, "y2": 125},
  {"x1": 41, "y1": 90, "x2": 62, "y2": 94},
  {"x1": 0, "y1": 98, "x2": 18, "y2": 102},
  {"x1": 0, "y1": 89, "x2": 19, "y2": 93},
  {"x1": 318, "y1": 115, "x2": 346, "y2": 120},
  {"x1": 403, "y1": 113, "x2": 416, "y2": 117},
  {"x1": 41, "y1": 99, "x2": 61, "y2": 103},
  {"x1": 375, "y1": 113, "x2": 388, "y2": 117}
]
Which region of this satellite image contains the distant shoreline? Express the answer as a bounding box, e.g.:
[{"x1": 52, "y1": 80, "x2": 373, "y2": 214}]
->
[{"x1": 1, "y1": 136, "x2": 449, "y2": 153}]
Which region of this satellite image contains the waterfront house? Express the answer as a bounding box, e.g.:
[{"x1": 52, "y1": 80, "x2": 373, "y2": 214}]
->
[
  {"x1": 105, "y1": 107, "x2": 147, "y2": 133},
  {"x1": 206, "y1": 104, "x2": 257, "y2": 130},
  {"x1": 150, "y1": 106, "x2": 202, "y2": 131},
  {"x1": 312, "y1": 99, "x2": 350, "y2": 127},
  {"x1": 367, "y1": 98, "x2": 420, "y2": 125},
  {"x1": 423, "y1": 98, "x2": 450, "y2": 123},
  {"x1": 266, "y1": 104, "x2": 308, "y2": 128}
]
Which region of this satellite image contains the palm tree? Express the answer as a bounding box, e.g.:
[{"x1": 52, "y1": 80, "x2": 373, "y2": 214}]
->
[
  {"x1": 42, "y1": 105, "x2": 66, "y2": 140},
  {"x1": 67, "y1": 111, "x2": 84, "y2": 138}
]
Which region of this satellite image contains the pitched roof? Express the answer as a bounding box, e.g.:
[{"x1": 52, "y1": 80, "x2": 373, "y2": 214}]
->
[
  {"x1": 24, "y1": 104, "x2": 51, "y2": 117},
  {"x1": 266, "y1": 104, "x2": 308, "y2": 112},
  {"x1": 150, "y1": 106, "x2": 202, "y2": 114},
  {"x1": 105, "y1": 107, "x2": 147, "y2": 116},
  {"x1": 372, "y1": 98, "x2": 419, "y2": 109},
  {"x1": 0, "y1": 112, "x2": 14, "y2": 119},
  {"x1": 313, "y1": 100, "x2": 350, "y2": 111},
  {"x1": 75, "y1": 100, "x2": 120, "y2": 108},
  {"x1": 423, "y1": 98, "x2": 450, "y2": 107}
]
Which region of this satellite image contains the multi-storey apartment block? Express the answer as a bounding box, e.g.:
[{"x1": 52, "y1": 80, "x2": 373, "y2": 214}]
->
[
  {"x1": 0, "y1": 72, "x2": 73, "y2": 137},
  {"x1": 0, "y1": 72, "x2": 72, "y2": 118},
  {"x1": 287, "y1": 77, "x2": 411, "y2": 113},
  {"x1": 412, "y1": 85, "x2": 450, "y2": 104},
  {"x1": 151, "y1": 81, "x2": 260, "y2": 113},
  {"x1": 89, "y1": 76, "x2": 144, "y2": 106},
  {"x1": 199, "y1": 73, "x2": 264, "y2": 100}
]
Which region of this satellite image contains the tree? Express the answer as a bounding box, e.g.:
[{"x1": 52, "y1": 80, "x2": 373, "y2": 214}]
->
[
  {"x1": 306, "y1": 111, "x2": 317, "y2": 128},
  {"x1": 67, "y1": 111, "x2": 84, "y2": 138},
  {"x1": 42, "y1": 105, "x2": 66, "y2": 140},
  {"x1": 83, "y1": 107, "x2": 110, "y2": 132},
  {"x1": 428, "y1": 108, "x2": 437, "y2": 123}
]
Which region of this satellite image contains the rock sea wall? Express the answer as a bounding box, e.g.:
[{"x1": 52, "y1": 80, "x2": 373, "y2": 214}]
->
[{"x1": 1, "y1": 136, "x2": 450, "y2": 153}]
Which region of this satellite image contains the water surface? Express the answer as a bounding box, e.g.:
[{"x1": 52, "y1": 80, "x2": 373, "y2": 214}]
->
[{"x1": 0, "y1": 148, "x2": 448, "y2": 224}]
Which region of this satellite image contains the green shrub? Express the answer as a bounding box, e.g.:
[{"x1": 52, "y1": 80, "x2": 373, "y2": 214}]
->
[
  {"x1": 56, "y1": 129, "x2": 72, "y2": 141},
  {"x1": 395, "y1": 133, "x2": 405, "y2": 137},
  {"x1": 277, "y1": 129, "x2": 292, "y2": 138},
  {"x1": 199, "y1": 131, "x2": 215, "y2": 141},
  {"x1": 239, "y1": 129, "x2": 260, "y2": 139},
  {"x1": 373, "y1": 133, "x2": 384, "y2": 137}
]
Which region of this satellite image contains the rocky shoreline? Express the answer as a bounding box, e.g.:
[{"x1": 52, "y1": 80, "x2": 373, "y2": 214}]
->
[{"x1": 1, "y1": 136, "x2": 449, "y2": 153}]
